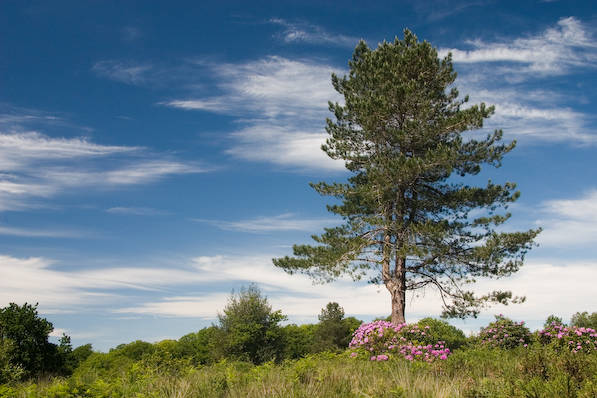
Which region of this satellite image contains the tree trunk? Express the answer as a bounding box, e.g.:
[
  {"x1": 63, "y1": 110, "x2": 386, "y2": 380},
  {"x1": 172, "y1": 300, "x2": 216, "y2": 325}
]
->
[
  {"x1": 388, "y1": 281, "x2": 406, "y2": 324},
  {"x1": 387, "y1": 255, "x2": 407, "y2": 324}
]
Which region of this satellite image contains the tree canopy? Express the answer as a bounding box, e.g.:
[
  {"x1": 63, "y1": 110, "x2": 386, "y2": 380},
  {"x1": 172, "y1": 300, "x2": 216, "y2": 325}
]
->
[
  {"x1": 0, "y1": 302, "x2": 72, "y2": 378},
  {"x1": 273, "y1": 30, "x2": 540, "y2": 323},
  {"x1": 216, "y1": 285, "x2": 287, "y2": 364}
]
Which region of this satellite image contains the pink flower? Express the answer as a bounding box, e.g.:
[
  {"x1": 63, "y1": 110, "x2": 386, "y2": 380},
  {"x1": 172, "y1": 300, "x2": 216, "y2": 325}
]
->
[{"x1": 350, "y1": 352, "x2": 357, "y2": 358}]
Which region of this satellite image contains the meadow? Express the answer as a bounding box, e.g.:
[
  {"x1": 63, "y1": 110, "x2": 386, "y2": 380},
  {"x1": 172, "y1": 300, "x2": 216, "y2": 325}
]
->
[{"x1": 2, "y1": 303, "x2": 596, "y2": 398}]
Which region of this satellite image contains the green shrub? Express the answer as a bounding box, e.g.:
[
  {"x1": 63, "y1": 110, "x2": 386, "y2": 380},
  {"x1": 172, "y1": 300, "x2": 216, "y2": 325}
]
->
[
  {"x1": 177, "y1": 326, "x2": 221, "y2": 364},
  {"x1": 538, "y1": 322, "x2": 597, "y2": 354},
  {"x1": 477, "y1": 315, "x2": 531, "y2": 349},
  {"x1": 312, "y1": 303, "x2": 362, "y2": 353},
  {"x1": 417, "y1": 317, "x2": 468, "y2": 350},
  {"x1": 110, "y1": 340, "x2": 155, "y2": 361},
  {"x1": 571, "y1": 311, "x2": 597, "y2": 329},
  {"x1": 217, "y1": 285, "x2": 286, "y2": 364},
  {"x1": 281, "y1": 323, "x2": 316, "y2": 359},
  {"x1": 0, "y1": 302, "x2": 72, "y2": 378}
]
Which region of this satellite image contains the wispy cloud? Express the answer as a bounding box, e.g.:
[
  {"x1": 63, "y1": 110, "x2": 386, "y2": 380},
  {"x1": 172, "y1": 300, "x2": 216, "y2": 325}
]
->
[
  {"x1": 471, "y1": 91, "x2": 597, "y2": 143},
  {"x1": 115, "y1": 255, "x2": 597, "y2": 326},
  {"x1": 0, "y1": 109, "x2": 206, "y2": 212},
  {"x1": 4, "y1": 250, "x2": 594, "y2": 326},
  {"x1": 0, "y1": 224, "x2": 89, "y2": 238},
  {"x1": 442, "y1": 18, "x2": 597, "y2": 144},
  {"x1": 269, "y1": 18, "x2": 359, "y2": 47},
  {"x1": 536, "y1": 190, "x2": 597, "y2": 247},
  {"x1": 106, "y1": 206, "x2": 169, "y2": 216},
  {"x1": 440, "y1": 17, "x2": 597, "y2": 76},
  {"x1": 412, "y1": 0, "x2": 492, "y2": 22},
  {"x1": 92, "y1": 61, "x2": 153, "y2": 85},
  {"x1": 122, "y1": 26, "x2": 142, "y2": 43},
  {"x1": 162, "y1": 56, "x2": 345, "y2": 171},
  {"x1": 194, "y1": 213, "x2": 335, "y2": 233}
]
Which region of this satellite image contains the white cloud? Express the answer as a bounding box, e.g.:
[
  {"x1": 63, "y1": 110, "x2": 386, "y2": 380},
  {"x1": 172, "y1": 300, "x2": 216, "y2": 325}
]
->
[
  {"x1": 114, "y1": 255, "x2": 597, "y2": 327},
  {"x1": 106, "y1": 206, "x2": 169, "y2": 216},
  {"x1": 440, "y1": 17, "x2": 597, "y2": 76},
  {"x1": 0, "y1": 127, "x2": 205, "y2": 212},
  {"x1": 536, "y1": 190, "x2": 597, "y2": 247},
  {"x1": 92, "y1": 61, "x2": 153, "y2": 85},
  {"x1": 194, "y1": 212, "x2": 336, "y2": 233},
  {"x1": 485, "y1": 100, "x2": 595, "y2": 143},
  {"x1": 0, "y1": 131, "x2": 137, "y2": 170},
  {"x1": 163, "y1": 56, "x2": 345, "y2": 170},
  {"x1": 4, "y1": 250, "x2": 593, "y2": 328},
  {"x1": 0, "y1": 224, "x2": 88, "y2": 238},
  {"x1": 269, "y1": 18, "x2": 359, "y2": 47}
]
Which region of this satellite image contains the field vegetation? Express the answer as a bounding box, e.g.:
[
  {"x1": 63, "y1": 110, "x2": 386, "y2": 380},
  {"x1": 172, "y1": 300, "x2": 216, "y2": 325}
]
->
[{"x1": 1, "y1": 289, "x2": 596, "y2": 397}]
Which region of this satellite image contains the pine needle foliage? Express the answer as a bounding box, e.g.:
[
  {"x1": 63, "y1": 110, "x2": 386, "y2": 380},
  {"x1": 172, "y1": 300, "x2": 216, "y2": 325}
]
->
[{"x1": 273, "y1": 30, "x2": 541, "y2": 323}]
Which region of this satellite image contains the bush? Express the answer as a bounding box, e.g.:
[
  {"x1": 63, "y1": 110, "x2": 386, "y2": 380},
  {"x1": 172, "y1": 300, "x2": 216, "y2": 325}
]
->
[
  {"x1": 177, "y1": 326, "x2": 220, "y2": 364},
  {"x1": 0, "y1": 339, "x2": 25, "y2": 384},
  {"x1": 477, "y1": 314, "x2": 531, "y2": 349},
  {"x1": 571, "y1": 311, "x2": 597, "y2": 329},
  {"x1": 217, "y1": 284, "x2": 286, "y2": 364},
  {"x1": 281, "y1": 324, "x2": 316, "y2": 359},
  {"x1": 0, "y1": 302, "x2": 71, "y2": 377},
  {"x1": 544, "y1": 314, "x2": 564, "y2": 328},
  {"x1": 71, "y1": 344, "x2": 93, "y2": 367},
  {"x1": 538, "y1": 322, "x2": 597, "y2": 353},
  {"x1": 312, "y1": 302, "x2": 362, "y2": 352},
  {"x1": 417, "y1": 317, "x2": 468, "y2": 350},
  {"x1": 349, "y1": 320, "x2": 451, "y2": 362},
  {"x1": 110, "y1": 340, "x2": 155, "y2": 360}
]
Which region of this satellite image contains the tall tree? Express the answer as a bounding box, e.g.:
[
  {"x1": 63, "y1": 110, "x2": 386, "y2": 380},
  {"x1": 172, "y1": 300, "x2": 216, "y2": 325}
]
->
[{"x1": 273, "y1": 31, "x2": 540, "y2": 324}]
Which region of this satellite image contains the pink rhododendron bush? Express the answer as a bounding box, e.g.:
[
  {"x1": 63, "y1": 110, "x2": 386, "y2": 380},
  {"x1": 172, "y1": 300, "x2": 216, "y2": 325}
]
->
[
  {"x1": 348, "y1": 320, "x2": 451, "y2": 362},
  {"x1": 538, "y1": 322, "x2": 597, "y2": 354},
  {"x1": 478, "y1": 314, "x2": 532, "y2": 349}
]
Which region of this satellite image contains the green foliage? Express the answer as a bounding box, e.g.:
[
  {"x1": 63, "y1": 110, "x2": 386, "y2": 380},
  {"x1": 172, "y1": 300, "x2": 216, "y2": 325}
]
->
[
  {"x1": 11, "y1": 344, "x2": 597, "y2": 397},
  {"x1": 571, "y1": 311, "x2": 597, "y2": 329},
  {"x1": 0, "y1": 302, "x2": 71, "y2": 378},
  {"x1": 281, "y1": 324, "x2": 316, "y2": 359},
  {"x1": 544, "y1": 314, "x2": 565, "y2": 328},
  {"x1": 0, "y1": 339, "x2": 25, "y2": 384},
  {"x1": 417, "y1": 317, "x2": 467, "y2": 350},
  {"x1": 477, "y1": 315, "x2": 531, "y2": 349},
  {"x1": 177, "y1": 326, "x2": 220, "y2": 365},
  {"x1": 217, "y1": 285, "x2": 287, "y2": 364},
  {"x1": 273, "y1": 30, "x2": 540, "y2": 323},
  {"x1": 110, "y1": 340, "x2": 155, "y2": 361},
  {"x1": 312, "y1": 302, "x2": 360, "y2": 352},
  {"x1": 71, "y1": 344, "x2": 94, "y2": 367}
]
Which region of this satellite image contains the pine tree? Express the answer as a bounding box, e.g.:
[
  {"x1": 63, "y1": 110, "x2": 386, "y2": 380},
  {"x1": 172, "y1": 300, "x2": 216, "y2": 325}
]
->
[{"x1": 273, "y1": 30, "x2": 541, "y2": 324}]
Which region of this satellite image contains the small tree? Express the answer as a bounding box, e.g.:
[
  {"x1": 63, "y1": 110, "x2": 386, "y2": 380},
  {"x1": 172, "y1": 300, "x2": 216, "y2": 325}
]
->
[
  {"x1": 0, "y1": 303, "x2": 60, "y2": 376},
  {"x1": 544, "y1": 314, "x2": 564, "y2": 328},
  {"x1": 274, "y1": 30, "x2": 540, "y2": 323},
  {"x1": 570, "y1": 311, "x2": 597, "y2": 329},
  {"x1": 217, "y1": 285, "x2": 286, "y2": 364},
  {"x1": 313, "y1": 302, "x2": 360, "y2": 351}
]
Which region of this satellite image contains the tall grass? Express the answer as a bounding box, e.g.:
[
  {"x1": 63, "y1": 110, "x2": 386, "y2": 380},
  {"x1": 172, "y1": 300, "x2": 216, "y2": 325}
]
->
[{"x1": 6, "y1": 345, "x2": 597, "y2": 398}]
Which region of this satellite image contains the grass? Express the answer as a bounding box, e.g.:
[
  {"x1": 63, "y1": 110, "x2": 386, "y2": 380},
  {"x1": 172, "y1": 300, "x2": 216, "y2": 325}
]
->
[{"x1": 4, "y1": 344, "x2": 597, "y2": 398}]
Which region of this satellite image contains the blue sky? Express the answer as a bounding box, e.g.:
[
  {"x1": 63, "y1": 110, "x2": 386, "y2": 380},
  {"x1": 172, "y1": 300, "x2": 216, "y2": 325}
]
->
[{"x1": 1, "y1": 0, "x2": 596, "y2": 351}]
